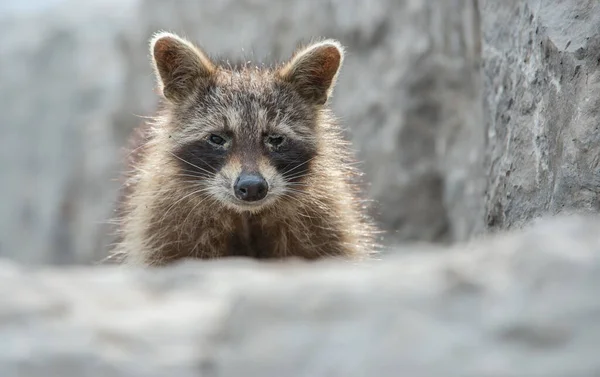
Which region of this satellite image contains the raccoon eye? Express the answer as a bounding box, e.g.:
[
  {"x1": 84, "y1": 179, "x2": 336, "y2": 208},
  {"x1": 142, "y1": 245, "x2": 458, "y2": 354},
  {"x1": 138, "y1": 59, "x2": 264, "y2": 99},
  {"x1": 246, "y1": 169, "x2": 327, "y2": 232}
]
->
[
  {"x1": 266, "y1": 135, "x2": 285, "y2": 148},
  {"x1": 208, "y1": 134, "x2": 226, "y2": 146}
]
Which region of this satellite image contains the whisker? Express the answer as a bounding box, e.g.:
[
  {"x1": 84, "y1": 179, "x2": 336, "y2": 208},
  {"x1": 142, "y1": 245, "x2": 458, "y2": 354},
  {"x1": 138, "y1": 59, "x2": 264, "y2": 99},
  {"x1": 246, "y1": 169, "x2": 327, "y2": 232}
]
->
[
  {"x1": 282, "y1": 156, "x2": 319, "y2": 177},
  {"x1": 96, "y1": 252, "x2": 127, "y2": 265},
  {"x1": 170, "y1": 147, "x2": 219, "y2": 173},
  {"x1": 283, "y1": 188, "x2": 329, "y2": 208},
  {"x1": 156, "y1": 187, "x2": 213, "y2": 225},
  {"x1": 278, "y1": 156, "x2": 306, "y2": 175},
  {"x1": 278, "y1": 154, "x2": 317, "y2": 176},
  {"x1": 279, "y1": 193, "x2": 313, "y2": 216},
  {"x1": 167, "y1": 151, "x2": 217, "y2": 176},
  {"x1": 179, "y1": 181, "x2": 211, "y2": 185},
  {"x1": 285, "y1": 174, "x2": 313, "y2": 182},
  {"x1": 284, "y1": 187, "x2": 312, "y2": 195},
  {"x1": 284, "y1": 170, "x2": 315, "y2": 181},
  {"x1": 278, "y1": 194, "x2": 332, "y2": 232},
  {"x1": 177, "y1": 167, "x2": 216, "y2": 176},
  {"x1": 179, "y1": 195, "x2": 213, "y2": 239},
  {"x1": 173, "y1": 174, "x2": 212, "y2": 180}
]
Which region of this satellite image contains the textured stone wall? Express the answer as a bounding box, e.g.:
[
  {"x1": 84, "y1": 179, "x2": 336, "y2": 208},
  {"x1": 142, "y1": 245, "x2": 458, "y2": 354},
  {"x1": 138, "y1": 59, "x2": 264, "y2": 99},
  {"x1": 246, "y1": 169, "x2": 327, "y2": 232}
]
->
[
  {"x1": 1, "y1": 214, "x2": 600, "y2": 376},
  {"x1": 482, "y1": 0, "x2": 600, "y2": 230}
]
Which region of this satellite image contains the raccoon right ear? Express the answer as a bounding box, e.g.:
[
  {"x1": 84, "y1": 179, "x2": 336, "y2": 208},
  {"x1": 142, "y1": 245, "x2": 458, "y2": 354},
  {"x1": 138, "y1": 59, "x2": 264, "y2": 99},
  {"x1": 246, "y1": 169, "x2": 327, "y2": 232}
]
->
[
  {"x1": 277, "y1": 39, "x2": 345, "y2": 105},
  {"x1": 149, "y1": 32, "x2": 216, "y2": 103}
]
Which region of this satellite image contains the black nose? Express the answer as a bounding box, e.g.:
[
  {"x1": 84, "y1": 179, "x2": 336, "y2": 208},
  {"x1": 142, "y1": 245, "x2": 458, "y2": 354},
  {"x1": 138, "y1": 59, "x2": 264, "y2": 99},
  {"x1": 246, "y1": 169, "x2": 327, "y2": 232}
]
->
[{"x1": 234, "y1": 173, "x2": 268, "y2": 202}]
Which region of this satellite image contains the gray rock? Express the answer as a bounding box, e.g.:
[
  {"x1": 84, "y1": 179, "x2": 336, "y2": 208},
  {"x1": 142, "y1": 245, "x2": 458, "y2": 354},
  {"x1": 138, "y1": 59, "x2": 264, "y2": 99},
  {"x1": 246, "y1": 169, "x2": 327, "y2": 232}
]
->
[
  {"x1": 1, "y1": 214, "x2": 600, "y2": 376},
  {"x1": 0, "y1": 0, "x2": 140, "y2": 265},
  {"x1": 482, "y1": 0, "x2": 600, "y2": 230},
  {"x1": 0, "y1": 0, "x2": 483, "y2": 265}
]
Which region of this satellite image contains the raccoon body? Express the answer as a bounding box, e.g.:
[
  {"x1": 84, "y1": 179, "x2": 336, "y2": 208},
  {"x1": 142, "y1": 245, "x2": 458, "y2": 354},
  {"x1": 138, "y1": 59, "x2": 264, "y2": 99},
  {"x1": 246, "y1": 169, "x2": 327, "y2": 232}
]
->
[{"x1": 111, "y1": 31, "x2": 379, "y2": 266}]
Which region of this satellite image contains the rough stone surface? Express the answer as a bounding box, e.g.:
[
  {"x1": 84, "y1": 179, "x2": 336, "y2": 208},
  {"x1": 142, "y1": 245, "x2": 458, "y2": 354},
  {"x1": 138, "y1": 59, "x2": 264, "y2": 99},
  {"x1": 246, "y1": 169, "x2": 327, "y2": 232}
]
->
[
  {"x1": 0, "y1": 0, "x2": 483, "y2": 265},
  {"x1": 482, "y1": 0, "x2": 600, "y2": 230},
  {"x1": 1, "y1": 214, "x2": 600, "y2": 376}
]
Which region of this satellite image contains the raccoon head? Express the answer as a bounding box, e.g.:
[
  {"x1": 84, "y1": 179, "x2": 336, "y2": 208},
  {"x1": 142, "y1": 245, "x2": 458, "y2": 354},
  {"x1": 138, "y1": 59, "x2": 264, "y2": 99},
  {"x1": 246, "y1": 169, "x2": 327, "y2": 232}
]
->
[{"x1": 149, "y1": 32, "x2": 344, "y2": 213}]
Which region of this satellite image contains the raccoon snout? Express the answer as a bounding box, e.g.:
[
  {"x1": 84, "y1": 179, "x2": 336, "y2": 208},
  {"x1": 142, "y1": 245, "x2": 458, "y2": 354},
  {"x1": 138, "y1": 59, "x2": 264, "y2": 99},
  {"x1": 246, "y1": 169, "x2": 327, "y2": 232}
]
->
[{"x1": 234, "y1": 173, "x2": 268, "y2": 202}]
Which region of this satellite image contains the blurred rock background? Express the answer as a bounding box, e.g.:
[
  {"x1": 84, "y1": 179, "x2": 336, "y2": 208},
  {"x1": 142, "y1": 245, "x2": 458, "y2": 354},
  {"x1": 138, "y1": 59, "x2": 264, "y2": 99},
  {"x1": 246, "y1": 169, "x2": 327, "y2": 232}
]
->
[{"x1": 0, "y1": 0, "x2": 599, "y2": 265}]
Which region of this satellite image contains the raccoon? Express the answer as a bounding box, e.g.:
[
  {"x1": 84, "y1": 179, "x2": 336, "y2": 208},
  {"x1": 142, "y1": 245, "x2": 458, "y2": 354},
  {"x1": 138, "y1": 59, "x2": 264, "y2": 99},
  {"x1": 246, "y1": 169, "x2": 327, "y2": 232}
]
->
[{"x1": 109, "y1": 31, "x2": 379, "y2": 266}]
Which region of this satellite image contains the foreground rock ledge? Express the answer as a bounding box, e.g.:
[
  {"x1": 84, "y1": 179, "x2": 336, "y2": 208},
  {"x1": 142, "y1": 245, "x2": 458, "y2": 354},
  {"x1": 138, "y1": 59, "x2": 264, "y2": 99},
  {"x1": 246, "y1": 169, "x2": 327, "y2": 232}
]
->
[{"x1": 1, "y1": 215, "x2": 600, "y2": 377}]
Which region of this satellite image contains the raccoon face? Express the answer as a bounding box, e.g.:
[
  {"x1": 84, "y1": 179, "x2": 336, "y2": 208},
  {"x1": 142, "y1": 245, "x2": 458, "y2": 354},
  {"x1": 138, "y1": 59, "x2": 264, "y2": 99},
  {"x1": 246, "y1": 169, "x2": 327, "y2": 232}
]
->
[{"x1": 149, "y1": 32, "x2": 344, "y2": 213}]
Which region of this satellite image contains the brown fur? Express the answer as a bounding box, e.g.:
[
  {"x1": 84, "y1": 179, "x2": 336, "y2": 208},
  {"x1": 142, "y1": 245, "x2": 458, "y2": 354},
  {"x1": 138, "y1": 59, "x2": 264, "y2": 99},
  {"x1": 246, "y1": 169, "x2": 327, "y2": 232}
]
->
[{"x1": 109, "y1": 32, "x2": 380, "y2": 266}]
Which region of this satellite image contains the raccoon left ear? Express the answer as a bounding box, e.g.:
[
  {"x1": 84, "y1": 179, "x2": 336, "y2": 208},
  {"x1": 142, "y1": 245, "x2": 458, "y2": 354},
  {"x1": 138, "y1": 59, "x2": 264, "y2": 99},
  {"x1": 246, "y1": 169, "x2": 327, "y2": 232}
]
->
[
  {"x1": 149, "y1": 31, "x2": 216, "y2": 103},
  {"x1": 277, "y1": 39, "x2": 344, "y2": 105}
]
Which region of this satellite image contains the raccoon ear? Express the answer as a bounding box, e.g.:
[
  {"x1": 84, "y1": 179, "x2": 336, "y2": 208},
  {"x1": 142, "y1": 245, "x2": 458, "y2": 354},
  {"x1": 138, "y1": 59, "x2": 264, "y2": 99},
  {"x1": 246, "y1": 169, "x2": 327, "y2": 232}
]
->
[
  {"x1": 277, "y1": 40, "x2": 344, "y2": 105},
  {"x1": 149, "y1": 32, "x2": 216, "y2": 103}
]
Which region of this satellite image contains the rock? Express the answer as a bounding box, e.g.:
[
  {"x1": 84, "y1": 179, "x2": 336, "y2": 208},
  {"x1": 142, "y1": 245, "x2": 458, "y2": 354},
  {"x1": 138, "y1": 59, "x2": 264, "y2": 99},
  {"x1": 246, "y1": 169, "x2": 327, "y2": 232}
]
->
[
  {"x1": 0, "y1": 0, "x2": 140, "y2": 265},
  {"x1": 0, "y1": 214, "x2": 600, "y2": 376},
  {"x1": 482, "y1": 0, "x2": 600, "y2": 230},
  {"x1": 0, "y1": 0, "x2": 484, "y2": 265}
]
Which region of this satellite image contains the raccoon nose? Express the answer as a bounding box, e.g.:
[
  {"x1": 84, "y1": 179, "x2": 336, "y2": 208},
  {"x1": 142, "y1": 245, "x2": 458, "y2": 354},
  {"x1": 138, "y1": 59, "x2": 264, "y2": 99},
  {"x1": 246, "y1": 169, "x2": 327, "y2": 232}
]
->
[{"x1": 234, "y1": 173, "x2": 268, "y2": 202}]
